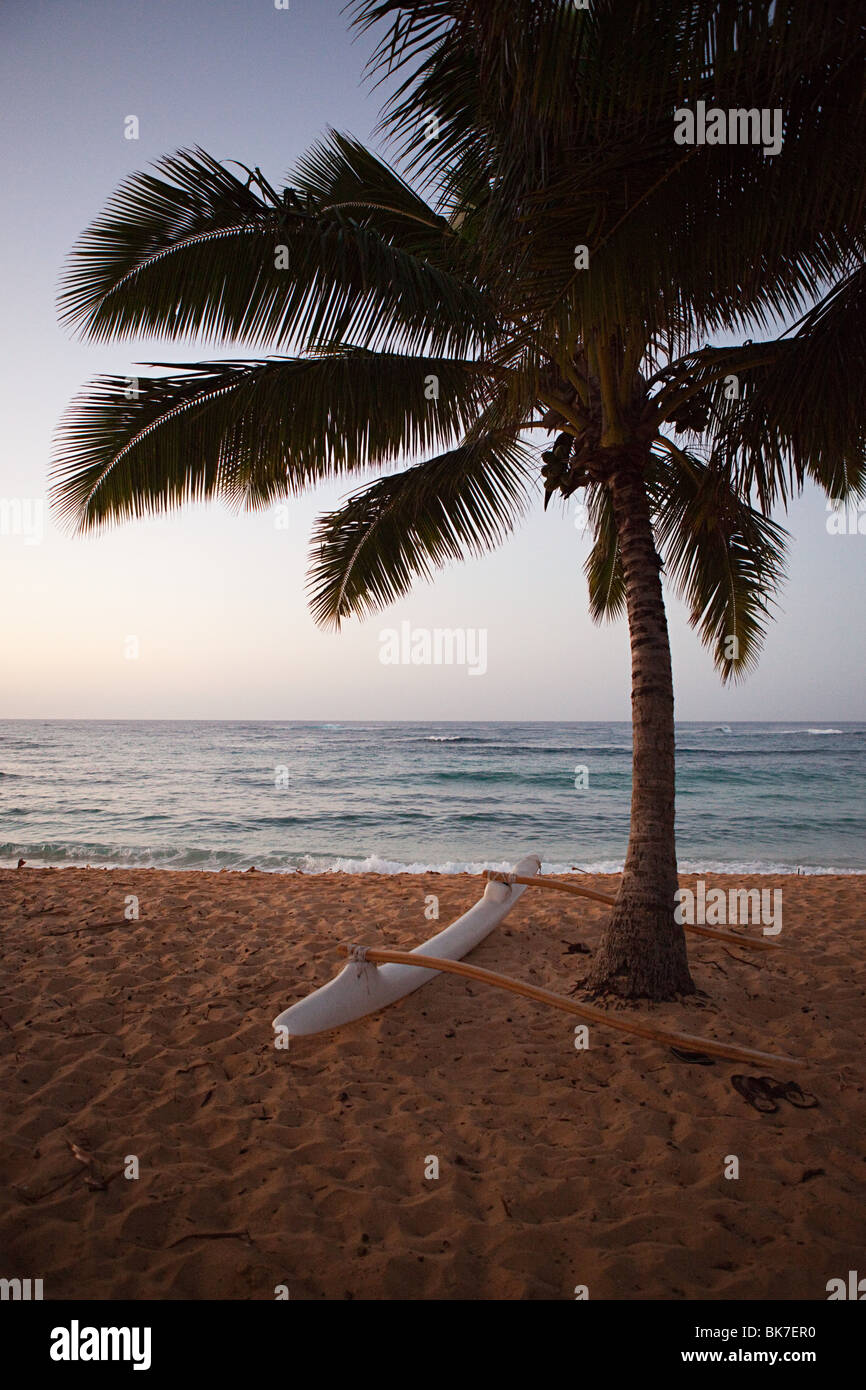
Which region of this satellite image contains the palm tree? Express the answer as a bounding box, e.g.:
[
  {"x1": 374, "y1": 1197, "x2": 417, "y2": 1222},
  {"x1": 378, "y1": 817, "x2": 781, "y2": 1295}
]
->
[{"x1": 52, "y1": 0, "x2": 865, "y2": 999}]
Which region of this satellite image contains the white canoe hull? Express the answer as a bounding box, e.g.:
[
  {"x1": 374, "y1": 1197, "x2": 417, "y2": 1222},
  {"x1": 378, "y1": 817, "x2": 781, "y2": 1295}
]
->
[{"x1": 272, "y1": 853, "x2": 541, "y2": 1037}]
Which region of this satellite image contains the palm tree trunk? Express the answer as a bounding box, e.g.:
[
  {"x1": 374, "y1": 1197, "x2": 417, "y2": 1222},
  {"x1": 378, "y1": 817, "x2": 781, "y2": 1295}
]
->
[{"x1": 587, "y1": 449, "x2": 695, "y2": 999}]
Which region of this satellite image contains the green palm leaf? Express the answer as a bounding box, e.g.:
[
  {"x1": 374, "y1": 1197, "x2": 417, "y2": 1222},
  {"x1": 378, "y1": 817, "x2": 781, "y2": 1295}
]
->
[
  {"x1": 357, "y1": 1, "x2": 865, "y2": 352},
  {"x1": 649, "y1": 270, "x2": 866, "y2": 511},
  {"x1": 651, "y1": 441, "x2": 789, "y2": 680},
  {"x1": 307, "y1": 434, "x2": 531, "y2": 628},
  {"x1": 58, "y1": 144, "x2": 497, "y2": 355},
  {"x1": 292, "y1": 129, "x2": 458, "y2": 258},
  {"x1": 51, "y1": 350, "x2": 496, "y2": 531},
  {"x1": 715, "y1": 270, "x2": 866, "y2": 508},
  {"x1": 584, "y1": 483, "x2": 626, "y2": 623}
]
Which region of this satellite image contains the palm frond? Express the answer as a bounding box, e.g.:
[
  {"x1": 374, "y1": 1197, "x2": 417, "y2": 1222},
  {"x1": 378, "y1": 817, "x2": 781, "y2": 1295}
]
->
[
  {"x1": 353, "y1": 1, "x2": 866, "y2": 352},
  {"x1": 651, "y1": 441, "x2": 789, "y2": 680},
  {"x1": 291, "y1": 129, "x2": 456, "y2": 258},
  {"x1": 584, "y1": 482, "x2": 625, "y2": 622},
  {"x1": 307, "y1": 433, "x2": 531, "y2": 627},
  {"x1": 712, "y1": 270, "x2": 866, "y2": 508},
  {"x1": 650, "y1": 270, "x2": 866, "y2": 510},
  {"x1": 58, "y1": 145, "x2": 497, "y2": 355},
  {"x1": 51, "y1": 350, "x2": 495, "y2": 531}
]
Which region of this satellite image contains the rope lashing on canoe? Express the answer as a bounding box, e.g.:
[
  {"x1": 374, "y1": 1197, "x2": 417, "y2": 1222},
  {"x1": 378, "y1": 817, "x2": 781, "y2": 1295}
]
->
[
  {"x1": 343, "y1": 945, "x2": 803, "y2": 1069},
  {"x1": 347, "y1": 944, "x2": 369, "y2": 963},
  {"x1": 486, "y1": 871, "x2": 781, "y2": 952}
]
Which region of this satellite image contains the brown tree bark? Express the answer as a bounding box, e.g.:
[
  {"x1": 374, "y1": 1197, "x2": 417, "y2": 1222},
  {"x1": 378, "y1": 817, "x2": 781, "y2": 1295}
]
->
[{"x1": 587, "y1": 448, "x2": 695, "y2": 999}]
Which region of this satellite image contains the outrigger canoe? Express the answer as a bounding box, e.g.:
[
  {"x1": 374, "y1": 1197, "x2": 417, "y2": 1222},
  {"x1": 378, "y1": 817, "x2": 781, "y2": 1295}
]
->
[
  {"x1": 272, "y1": 853, "x2": 542, "y2": 1037},
  {"x1": 272, "y1": 851, "x2": 801, "y2": 1068}
]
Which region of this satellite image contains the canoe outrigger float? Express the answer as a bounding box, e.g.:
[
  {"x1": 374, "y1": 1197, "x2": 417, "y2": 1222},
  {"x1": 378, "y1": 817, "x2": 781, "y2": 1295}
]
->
[
  {"x1": 274, "y1": 854, "x2": 543, "y2": 1037},
  {"x1": 272, "y1": 853, "x2": 800, "y2": 1068}
]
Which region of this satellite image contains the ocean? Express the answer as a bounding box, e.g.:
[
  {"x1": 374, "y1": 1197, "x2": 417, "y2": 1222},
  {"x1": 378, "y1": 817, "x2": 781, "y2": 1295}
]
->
[{"x1": 0, "y1": 720, "x2": 863, "y2": 875}]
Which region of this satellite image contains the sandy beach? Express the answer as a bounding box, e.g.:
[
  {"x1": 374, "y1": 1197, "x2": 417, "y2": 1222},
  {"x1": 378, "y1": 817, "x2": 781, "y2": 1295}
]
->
[{"x1": 1, "y1": 866, "x2": 863, "y2": 1301}]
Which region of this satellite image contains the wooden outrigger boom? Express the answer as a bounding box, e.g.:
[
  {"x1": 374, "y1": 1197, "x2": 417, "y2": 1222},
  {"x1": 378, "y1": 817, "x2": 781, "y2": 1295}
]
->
[
  {"x1": 345, "y1": 944, "x2": 802, "y2": 1069},
  {"x1": 486, "y1": 871, "x2": 782, "y2": 951}
]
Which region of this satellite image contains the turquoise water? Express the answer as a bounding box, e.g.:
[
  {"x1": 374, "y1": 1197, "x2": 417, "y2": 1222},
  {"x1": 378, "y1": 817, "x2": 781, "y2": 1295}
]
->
[{"x1": 0, "y1": 720, "x2": 863, "y2": 874}]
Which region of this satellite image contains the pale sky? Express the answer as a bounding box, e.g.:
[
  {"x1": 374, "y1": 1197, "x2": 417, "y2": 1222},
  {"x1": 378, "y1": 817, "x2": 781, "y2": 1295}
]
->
[{"x1": 1, "y1": 0, "x2": 863, "y2": 720}]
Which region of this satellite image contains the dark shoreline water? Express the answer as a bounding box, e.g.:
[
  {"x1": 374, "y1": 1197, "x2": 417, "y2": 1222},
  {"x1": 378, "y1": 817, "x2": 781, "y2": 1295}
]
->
[{"x1": 1, "y1": 720, "x2": 863, "y2": 874}]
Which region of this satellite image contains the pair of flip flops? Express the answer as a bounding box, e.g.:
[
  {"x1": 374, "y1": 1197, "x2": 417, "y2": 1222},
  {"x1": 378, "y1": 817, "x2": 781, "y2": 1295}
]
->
[{"x1": 731, "y1": 1074, "x2": 819, "y2": 1113}]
